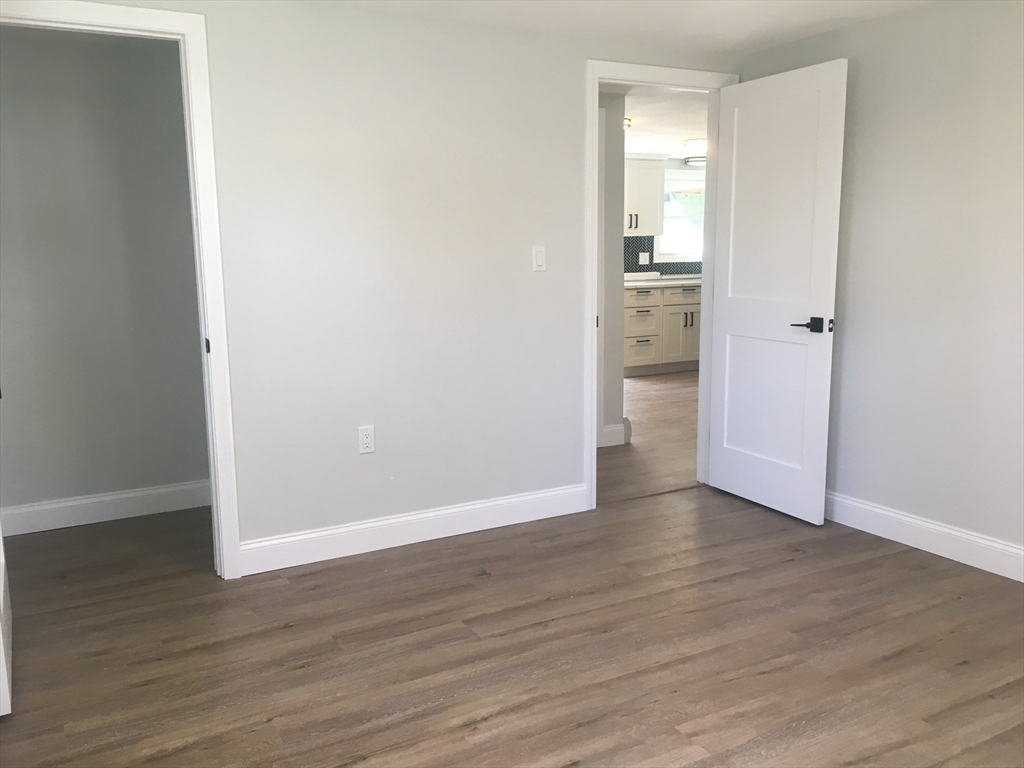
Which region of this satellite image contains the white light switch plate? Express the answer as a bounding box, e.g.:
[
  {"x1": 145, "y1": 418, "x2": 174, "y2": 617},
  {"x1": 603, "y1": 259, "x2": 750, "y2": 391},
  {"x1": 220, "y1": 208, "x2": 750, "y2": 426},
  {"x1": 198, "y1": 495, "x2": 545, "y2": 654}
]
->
[
  {"x1": 532, "y1": 245, "x2": 546, "y2": 271},
  {"x1": 639, "y1": 252, "x2": 650, "y2": 265}
]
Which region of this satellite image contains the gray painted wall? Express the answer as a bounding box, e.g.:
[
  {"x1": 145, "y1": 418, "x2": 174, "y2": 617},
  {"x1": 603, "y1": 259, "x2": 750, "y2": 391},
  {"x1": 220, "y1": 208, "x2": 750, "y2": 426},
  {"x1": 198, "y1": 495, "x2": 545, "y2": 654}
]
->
[
  {"x1": 64, "y1": 0, "x2": 733, "y2": 542},
  {"x1": 740, "y1": 0, "x2": 1024, "y2": 545},
  {"x1": 599, "y1": 93, "x2": 626, "y2": 435},
  {"x1": 0, "y1": 27, "x2": 209, "y2": 507}
]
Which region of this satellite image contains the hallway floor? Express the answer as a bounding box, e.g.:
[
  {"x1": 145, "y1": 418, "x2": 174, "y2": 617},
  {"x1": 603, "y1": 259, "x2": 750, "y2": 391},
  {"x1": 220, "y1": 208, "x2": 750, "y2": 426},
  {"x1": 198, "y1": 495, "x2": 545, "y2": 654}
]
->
[{"x1": 597, "y1": 371, "x2": 699, "y2": 505}]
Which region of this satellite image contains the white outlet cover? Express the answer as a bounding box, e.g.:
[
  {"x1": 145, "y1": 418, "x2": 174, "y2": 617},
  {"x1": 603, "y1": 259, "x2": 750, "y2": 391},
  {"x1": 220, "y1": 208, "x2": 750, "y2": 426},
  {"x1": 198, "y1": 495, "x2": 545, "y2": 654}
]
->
[
  {"x1": 358, "y1": 425, "x2": 375, "y2": 454},
  {"x1": 639, "y1": 252, "x2": 650, "y2": 265}
]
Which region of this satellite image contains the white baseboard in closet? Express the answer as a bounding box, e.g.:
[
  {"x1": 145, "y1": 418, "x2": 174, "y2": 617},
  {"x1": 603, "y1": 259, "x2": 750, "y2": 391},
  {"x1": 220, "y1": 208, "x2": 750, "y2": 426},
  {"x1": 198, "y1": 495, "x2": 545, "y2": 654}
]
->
[{"x1": 1, "y1": 481, "x2": 212, "y2": 536}]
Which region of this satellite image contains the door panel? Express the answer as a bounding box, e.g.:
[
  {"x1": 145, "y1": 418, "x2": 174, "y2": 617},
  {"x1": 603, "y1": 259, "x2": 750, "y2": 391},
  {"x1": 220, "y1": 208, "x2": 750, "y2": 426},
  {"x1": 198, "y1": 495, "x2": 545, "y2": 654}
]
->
[{"x1": 708, "y1": 59, "x2": 847, "y2": 525}]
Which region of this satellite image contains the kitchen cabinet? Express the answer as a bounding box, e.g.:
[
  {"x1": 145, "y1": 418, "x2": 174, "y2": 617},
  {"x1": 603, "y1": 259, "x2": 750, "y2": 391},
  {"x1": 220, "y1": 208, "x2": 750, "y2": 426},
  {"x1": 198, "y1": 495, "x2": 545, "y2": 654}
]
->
[
  {"x1": 624, "y1": 283, "x2": 700, "y2": 369},
  {"x1": 624, "y1": 159, "x2": 665, "y2": 237},
  {"x1": 663, "y1": 306, "x2": 700, "y2": 363}
]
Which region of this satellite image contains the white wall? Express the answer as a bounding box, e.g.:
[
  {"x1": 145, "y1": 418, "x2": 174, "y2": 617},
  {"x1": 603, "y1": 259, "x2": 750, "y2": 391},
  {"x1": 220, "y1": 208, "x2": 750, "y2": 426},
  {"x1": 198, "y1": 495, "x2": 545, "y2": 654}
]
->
[
  {"x1": 740, "y1": 0, "x2": 1024, "y2": 546},
  {"x1": 58, "y1": 0, "x2": 733, "y2": 543},
  {"x1": 0, "y1": 27, "x2": 209, "y2": 508},
  {"x1": 598, "y1": 92, "x2": 626, "y2": 439}
]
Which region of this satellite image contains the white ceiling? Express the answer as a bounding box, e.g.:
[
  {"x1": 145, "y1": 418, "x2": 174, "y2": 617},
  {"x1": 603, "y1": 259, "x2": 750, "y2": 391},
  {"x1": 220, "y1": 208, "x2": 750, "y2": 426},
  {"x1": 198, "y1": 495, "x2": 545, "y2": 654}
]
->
[
  {"x1": 348, "y1": 0, "x2": 930, "y2": 58},
  {"x1": 623, "y1": 87, "x2": 708, "y2": 159}
]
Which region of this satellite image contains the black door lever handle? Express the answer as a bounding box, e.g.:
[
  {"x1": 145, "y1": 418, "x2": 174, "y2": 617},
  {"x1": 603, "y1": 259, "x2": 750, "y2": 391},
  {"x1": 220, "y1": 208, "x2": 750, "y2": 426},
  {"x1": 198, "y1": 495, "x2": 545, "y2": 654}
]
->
[{"x1": 791, "y1": 317, "x2": 824, "y2": 333}]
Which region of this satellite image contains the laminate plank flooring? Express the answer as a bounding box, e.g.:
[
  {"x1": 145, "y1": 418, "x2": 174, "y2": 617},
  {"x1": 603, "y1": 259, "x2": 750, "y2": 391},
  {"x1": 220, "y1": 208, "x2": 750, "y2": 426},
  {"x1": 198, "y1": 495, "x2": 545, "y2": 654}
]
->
[
  {"x1": 2, "y1": 487, "x2": 1022, "y2": 767},
  {"x1": 598, "y1": 371, "x2": 698, "y2": 505}
]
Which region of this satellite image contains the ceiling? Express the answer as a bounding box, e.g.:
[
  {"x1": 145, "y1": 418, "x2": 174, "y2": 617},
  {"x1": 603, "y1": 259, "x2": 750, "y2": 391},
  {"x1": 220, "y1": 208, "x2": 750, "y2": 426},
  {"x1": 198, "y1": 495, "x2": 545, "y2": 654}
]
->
[
  {"x1": 348, "y1": 0, "x2": 930, "y2": 58},
  {"x1": 622, "y1": 87, "x2": 708, "y2": 159}
]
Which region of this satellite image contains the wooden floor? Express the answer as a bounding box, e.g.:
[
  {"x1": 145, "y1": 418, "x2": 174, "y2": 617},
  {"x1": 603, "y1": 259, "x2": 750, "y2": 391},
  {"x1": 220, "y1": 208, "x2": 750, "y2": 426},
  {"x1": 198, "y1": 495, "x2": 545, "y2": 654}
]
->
[
  {"x1": 598, "y1": 371, "x2": 698, "y2": 505},
  {"x1": 2, "y1": 487, "x2": 1022, "y2": 767}
]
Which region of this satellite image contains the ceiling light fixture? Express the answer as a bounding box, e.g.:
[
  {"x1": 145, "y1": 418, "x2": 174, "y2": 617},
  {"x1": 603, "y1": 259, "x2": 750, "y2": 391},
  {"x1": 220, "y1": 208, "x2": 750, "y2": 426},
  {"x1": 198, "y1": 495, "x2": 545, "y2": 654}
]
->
[
  {"x1": 623, "y1": 117, "x2": 632, "y2": 129},
  {"x1": 683, "y1": 156, "x2": 707, "y2": 167}
]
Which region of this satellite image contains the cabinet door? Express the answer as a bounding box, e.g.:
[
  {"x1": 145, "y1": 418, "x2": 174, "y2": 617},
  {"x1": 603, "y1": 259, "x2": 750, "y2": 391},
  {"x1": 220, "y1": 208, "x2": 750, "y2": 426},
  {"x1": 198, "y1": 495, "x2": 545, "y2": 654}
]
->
[
  {"x1": 624, "y1": 159, "x2": 665, "y2": 236},
  {"x1": 683, "y1": 308, "x2": 701, "y2": 361},
  {"x1": 662, "y1": 306, "x2": 687, "y2": 363},
  {"x1": 632, "y1": 160, "x2": 665, "y2": 236}
]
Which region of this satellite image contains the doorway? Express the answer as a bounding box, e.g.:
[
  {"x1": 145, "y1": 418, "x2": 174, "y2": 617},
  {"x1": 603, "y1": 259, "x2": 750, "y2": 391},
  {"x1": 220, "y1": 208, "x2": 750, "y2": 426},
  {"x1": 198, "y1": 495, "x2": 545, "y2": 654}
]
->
[
  {"x1": 0, "y1": 1, "x2": 239, "y2": 579},
  {"x1": 597, "y1": 84, "x2": 710, "y2": 504},
  {"x1": 586, "y1": 63, "x2": 736, "y2": 508}
]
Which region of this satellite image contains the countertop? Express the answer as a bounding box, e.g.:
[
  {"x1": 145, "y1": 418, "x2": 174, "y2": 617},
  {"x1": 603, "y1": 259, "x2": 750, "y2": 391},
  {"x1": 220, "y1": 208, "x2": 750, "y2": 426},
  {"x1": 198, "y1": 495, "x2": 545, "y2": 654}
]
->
[{"x1": 624, "y1": 274, "x2": 702, "y2": 289}]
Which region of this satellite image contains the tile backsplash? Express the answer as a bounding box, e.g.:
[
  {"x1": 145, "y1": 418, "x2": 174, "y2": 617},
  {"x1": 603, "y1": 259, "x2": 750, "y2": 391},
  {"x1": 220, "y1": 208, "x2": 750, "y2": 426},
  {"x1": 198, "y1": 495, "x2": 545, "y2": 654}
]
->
[{"x1": 624, "y1": 236, "x2": 702, "y2": 275}]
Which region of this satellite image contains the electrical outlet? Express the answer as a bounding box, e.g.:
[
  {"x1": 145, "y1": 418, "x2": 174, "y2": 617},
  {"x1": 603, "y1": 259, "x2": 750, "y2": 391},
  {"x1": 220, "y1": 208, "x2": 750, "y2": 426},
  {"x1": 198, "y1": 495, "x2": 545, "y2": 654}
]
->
[{"x1": 358, "y1": 425, "x2": 374, "y2": 454}]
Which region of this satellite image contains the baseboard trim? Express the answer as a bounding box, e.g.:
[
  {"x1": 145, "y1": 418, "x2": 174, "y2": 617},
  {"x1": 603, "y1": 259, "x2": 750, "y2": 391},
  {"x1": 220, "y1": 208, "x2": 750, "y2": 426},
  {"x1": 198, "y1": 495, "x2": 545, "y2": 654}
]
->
[
  {"x1": 825, "y1": 492, "x2": 1023, "y2": 582},
  {"x1": 1, "y1": 481, "x2": 212, "y2": 536},
  {"x1": 599, "y1": 423, "x2": 625, "y2": 447},
  {"x1": 238, "y1": 484, "x2": 589, "y2": 577}
]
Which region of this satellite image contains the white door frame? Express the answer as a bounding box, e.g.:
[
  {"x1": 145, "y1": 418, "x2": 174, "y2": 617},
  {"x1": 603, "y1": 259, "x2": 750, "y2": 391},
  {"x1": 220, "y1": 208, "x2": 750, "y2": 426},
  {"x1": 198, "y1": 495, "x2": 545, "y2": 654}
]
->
[
  {"x1": 584, "y1": 60, "x2": 738, "y2": 508},
  {"x1": 0, "y1": 0, "x2": 242, "y2": 578}
]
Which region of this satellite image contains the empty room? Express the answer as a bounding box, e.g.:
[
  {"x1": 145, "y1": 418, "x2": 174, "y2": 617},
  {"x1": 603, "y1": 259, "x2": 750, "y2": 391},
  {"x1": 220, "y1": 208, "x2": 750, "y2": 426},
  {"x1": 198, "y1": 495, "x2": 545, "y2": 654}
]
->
[{"x1": 0, "y1": 1, "x2": 1021, "y2": 766}]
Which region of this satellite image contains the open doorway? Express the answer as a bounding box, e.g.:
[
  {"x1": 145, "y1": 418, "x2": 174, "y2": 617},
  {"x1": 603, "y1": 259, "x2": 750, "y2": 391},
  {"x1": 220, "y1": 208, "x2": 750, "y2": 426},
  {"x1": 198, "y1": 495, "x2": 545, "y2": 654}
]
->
[
  {"x1": 596, "y1": 84, "x2": 711, "y2": 505},
  {"x1": 0, "y1": 22, "x2": 233, "y2": 575}
]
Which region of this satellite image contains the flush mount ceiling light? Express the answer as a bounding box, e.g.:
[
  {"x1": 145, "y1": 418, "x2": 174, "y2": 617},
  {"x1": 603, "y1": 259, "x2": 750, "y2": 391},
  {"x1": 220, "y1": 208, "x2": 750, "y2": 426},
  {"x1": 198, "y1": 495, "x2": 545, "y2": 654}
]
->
[
  {"x1": 683, "y1": 156, "x2": 707, "y2": 167},
  {"x1": 623, "y1": 117, "x2": 632, "y2": 129}
]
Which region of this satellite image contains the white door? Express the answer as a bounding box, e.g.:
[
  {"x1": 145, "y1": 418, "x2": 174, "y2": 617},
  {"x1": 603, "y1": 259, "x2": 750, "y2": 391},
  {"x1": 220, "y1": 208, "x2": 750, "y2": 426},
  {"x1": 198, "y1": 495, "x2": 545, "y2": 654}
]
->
[{"x1": 708, "y1": 59, "x2": 848, "y2": 524}]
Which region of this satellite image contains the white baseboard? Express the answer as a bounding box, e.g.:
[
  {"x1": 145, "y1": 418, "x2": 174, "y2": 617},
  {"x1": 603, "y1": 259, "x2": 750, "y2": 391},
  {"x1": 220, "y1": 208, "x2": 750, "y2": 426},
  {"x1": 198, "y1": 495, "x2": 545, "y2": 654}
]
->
[
  {"x1": 238, "y1": 484, "x2": 589, "y2": 577},
  {"x1": 1, "y1": 481, "x2": 212, "y2": 536},
  {"x1": 825, "y1": 492, "x2": 1023, "y2": 582},
  {"x1": 599, "y1": 423, "x2": 625, "y2": 447}
]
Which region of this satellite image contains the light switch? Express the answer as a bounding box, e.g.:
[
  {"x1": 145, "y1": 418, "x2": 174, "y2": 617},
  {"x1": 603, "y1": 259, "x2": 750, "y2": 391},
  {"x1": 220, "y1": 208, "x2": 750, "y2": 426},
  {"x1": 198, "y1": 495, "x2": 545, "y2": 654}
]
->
[
  {"x1": 532, "y1": 245, "x2": 546, "y2": 271},
  {"x1": 639, "y1": 252, "x2": 650, "y2": 265}
]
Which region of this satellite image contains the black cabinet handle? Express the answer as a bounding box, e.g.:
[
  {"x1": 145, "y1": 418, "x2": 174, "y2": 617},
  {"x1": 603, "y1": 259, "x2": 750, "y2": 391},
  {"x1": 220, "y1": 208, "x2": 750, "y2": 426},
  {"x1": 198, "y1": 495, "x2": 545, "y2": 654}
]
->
[
  {"x1": 635, "y1": 290, "x2": 651, "y2": 294},
  {"x1": 791, "y1": 317, "x2": 824, "y2": 333},
  {"x1": 684, "y1": 311, "x2": 688, "y2": 328},
  {"x1": 636, "y1": 339, "x2": 652, "y2": 344},
  {"x1": 636, "y1": 309, "x2": 651, "y2": 314},
  {"x1": 690, "y1": 311, "x2": 695, "y2": 327},
  {"x1": 636, "y1": 214, "x2": 639, "y2": 229}
]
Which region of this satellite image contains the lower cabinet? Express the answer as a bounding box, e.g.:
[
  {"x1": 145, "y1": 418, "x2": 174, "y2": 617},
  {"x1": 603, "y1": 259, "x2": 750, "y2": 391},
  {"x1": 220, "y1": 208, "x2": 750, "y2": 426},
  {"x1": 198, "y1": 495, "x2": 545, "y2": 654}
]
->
[
  {"x1": 624, "y1": 284, "x2": 700, "y2": 369},
  {"x1": 624, "y1": 335, "x2": 663, "y2": 367},
  {"x1": 662, "y1": 306, "x2": 700, "y2": 363}
]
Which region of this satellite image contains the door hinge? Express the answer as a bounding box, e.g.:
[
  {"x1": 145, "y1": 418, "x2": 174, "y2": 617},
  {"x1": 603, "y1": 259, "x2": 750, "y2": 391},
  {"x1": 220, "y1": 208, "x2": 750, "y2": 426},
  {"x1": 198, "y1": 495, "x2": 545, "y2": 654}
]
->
[
  {"x1": 205, "y1": 338, "x2": 211, "y2": 353},
  {"x1": 596, "y1": 316, "x2": 600, "y2": 328},
  {"x1": 828, "y1": 319, "x2": 835, "y2": 332}
]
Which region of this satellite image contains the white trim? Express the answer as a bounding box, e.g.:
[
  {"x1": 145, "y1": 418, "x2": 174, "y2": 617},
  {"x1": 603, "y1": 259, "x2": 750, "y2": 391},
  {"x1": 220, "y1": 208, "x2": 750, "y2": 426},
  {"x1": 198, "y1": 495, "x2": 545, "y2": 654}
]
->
[
  {"x1": 1, "y1": 481, "x2": 212, "y2": 536},
  {"x1": 238, "y1": 485, "x2": 588, "y2": 577},
  {"x1": 826, "y1": 492, "x2": 1024, "y2": 582},
  {"x1": 599, "y1": 423, "x2": 626, "y2": 448},
  {"x1": 585, "y1": 61, "x2": 737, "y2": 508},
  {"x1": 0, "y1": 0, "x2": 242, "y2": 578}
]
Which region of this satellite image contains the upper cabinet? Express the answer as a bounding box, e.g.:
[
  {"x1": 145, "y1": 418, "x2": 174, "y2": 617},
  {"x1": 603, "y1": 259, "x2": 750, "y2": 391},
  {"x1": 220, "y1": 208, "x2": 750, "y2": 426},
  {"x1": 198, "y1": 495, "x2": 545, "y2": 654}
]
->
[{"x1": 624, "y1": 159, "x2": 665, "y2": 237}]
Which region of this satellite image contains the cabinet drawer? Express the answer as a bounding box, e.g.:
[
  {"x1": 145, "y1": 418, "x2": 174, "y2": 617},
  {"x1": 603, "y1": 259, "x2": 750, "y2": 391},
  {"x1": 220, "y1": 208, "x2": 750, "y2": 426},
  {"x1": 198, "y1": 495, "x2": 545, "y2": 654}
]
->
[
  {"x1": 663, "y1": 286, "x2": 701, "y2": 306},
  {"x1": 624, "y1": 306, "x2": 662, "y2": 337},
  {"x1": 625, "y1": 287, "x2": 662, "y2": 307},
  {"x1": 624, "y1": 335, "x2": 662, "y2": 367}
]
